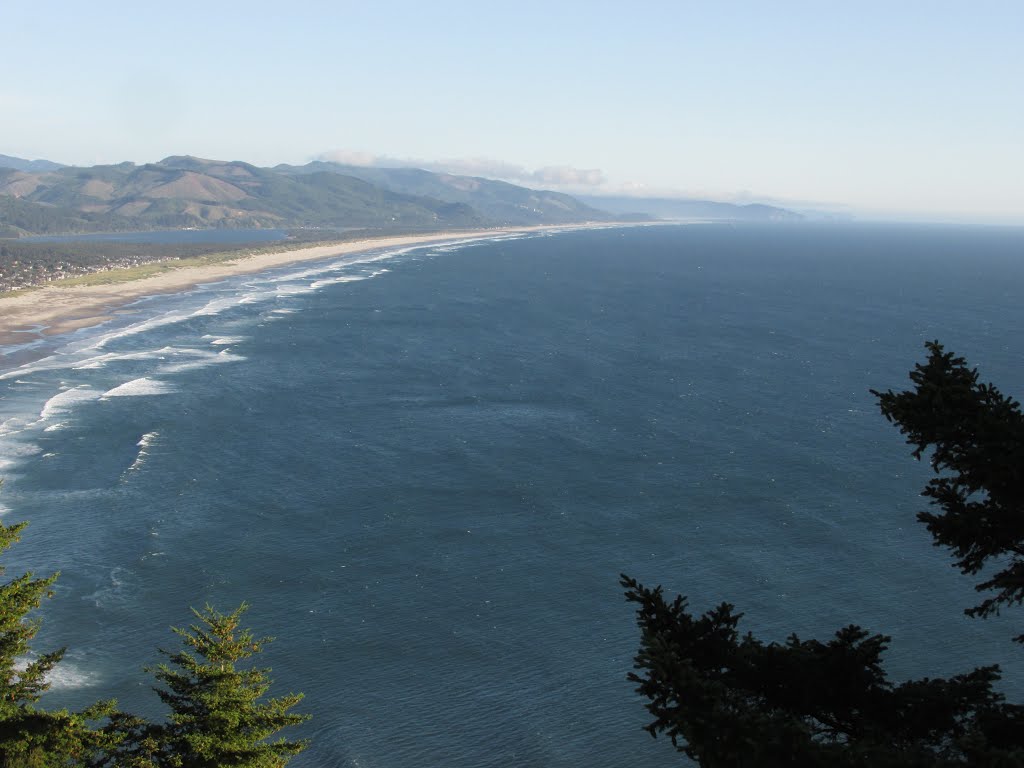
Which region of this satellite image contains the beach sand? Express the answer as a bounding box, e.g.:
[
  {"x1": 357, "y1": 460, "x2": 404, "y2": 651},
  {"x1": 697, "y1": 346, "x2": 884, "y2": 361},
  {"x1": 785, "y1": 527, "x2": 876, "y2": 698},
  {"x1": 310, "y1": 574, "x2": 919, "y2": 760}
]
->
[{"x1": 0, "y1": 227, "x2": 560, "y2": 347}]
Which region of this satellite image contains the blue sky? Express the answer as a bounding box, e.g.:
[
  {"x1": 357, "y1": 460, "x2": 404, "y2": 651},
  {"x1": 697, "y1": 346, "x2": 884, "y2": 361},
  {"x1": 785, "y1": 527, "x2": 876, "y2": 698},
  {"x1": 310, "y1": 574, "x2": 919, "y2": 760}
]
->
[{"x1": 3, "y1": 1, "x2": 1022, "y2": 222}]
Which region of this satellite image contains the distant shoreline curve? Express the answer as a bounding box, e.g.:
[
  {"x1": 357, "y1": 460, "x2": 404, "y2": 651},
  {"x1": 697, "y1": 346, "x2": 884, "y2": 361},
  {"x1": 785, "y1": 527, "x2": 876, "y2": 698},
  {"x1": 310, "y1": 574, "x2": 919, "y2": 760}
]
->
[{"x1": 0, "y1": 223, "x2": 642, "y2": 348}]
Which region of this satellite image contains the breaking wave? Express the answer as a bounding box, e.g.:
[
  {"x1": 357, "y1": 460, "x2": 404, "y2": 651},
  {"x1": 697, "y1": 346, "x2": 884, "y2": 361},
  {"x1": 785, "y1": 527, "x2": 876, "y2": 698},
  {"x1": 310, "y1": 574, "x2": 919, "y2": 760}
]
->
[
  {"x1": 127, "y1": 430, "x2": 160, "y2": 472},
  {"x1": 40, "y1": 386, "x2": 102, "y2": 420},
  {"x1": 102, "y1": 378, "x2": 175, "y2": 398}
]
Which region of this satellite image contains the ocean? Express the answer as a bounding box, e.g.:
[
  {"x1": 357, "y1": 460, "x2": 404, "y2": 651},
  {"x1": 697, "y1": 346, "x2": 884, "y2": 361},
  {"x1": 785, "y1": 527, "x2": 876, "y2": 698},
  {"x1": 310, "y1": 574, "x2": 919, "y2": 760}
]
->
[{"x1": 0, "y1": 223, "x2": 1022, "y2": 766}]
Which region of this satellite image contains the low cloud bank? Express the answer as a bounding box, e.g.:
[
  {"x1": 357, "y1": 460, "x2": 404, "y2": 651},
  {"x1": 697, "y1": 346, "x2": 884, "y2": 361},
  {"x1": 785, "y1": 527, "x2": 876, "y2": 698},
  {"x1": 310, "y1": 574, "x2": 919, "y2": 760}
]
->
[{"x1": 315, "y1": 150, "x2": 606, "y2": 189}]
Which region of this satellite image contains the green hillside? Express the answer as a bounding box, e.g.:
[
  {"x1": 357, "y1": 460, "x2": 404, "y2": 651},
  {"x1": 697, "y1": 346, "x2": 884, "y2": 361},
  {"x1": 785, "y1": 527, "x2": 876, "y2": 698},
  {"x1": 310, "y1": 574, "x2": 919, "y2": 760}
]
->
[
  {"x1": 275, "y1": 161, "x2": 615, "y2": 226},
  {"x1": 0, "y1": 155, "x2": 612, "y2": 236}
]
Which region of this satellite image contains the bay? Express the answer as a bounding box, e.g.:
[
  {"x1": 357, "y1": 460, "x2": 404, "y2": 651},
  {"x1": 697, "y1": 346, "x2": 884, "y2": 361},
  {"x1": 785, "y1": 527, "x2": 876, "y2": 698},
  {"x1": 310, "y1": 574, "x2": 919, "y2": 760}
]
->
[{"x1": 0, "y1": 223, "x2": 1022, "y2": 766}]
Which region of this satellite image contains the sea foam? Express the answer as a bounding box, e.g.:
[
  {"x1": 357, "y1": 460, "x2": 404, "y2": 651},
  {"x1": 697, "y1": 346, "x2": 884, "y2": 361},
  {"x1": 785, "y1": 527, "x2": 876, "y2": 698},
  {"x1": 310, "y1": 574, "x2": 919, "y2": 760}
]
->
[
  {"x1": 204, "y1": 335, "x2": 247, "y2": 346},
  {"x1": 46, "y1": 663, "x2": 100, "y2": 691},
  {"x1": 40, "y1": 386, "x2": 102, "y2": 419},
  {"x1": 309, "y1": 275, "x2": 367, "y2": 290},
  {"x1": 127, "y1": 431, "x2": 160, "y2": 472},
  {"x1": 102, "y1": 378, "x2": 175, "y2": 398},
  {"x1": 156, "y1": 348, "x2": 244, "y2": 374}
]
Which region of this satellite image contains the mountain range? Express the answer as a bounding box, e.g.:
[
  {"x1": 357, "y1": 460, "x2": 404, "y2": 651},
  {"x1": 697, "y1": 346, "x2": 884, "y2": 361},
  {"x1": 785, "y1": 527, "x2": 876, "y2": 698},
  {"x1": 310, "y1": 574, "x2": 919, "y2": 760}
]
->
[
  {"x1": 0, "y1": 154, "x2": 799, "y2": 237},
  {"x1": 574, "y1": 194, "x2": 804, "y2": 222},
  {"x1": 0, "y1": 154, "x2": 66, "y2": 173}
]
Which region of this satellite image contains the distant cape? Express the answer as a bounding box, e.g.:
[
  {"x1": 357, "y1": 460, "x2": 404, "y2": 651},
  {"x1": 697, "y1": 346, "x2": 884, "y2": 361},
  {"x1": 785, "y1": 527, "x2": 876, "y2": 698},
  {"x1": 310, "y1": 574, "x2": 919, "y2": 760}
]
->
[{"x1": 575, "y1": 194, "x2": 802, "y2": 222}]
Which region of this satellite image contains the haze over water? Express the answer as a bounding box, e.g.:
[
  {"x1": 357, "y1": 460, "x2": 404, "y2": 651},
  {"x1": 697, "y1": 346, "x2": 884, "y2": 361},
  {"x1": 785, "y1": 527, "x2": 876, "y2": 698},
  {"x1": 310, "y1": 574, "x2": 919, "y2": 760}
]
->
[{"x1": 0, "y1": 224, "x2": 1022, "y2": 766}]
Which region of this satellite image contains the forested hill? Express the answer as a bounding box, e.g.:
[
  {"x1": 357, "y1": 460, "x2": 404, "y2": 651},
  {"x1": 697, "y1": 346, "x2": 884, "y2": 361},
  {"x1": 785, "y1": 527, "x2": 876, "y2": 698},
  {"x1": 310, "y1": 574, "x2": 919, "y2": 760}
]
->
[
  {"x1": 0, "y1": 153, "x2": 805, "y2": 237},
  {"x1": 0, "y1": 155, "x2": 617, "y2": 237},
  {"x1": 273, "y1": 161, "x2": 617, "y2": 226}
]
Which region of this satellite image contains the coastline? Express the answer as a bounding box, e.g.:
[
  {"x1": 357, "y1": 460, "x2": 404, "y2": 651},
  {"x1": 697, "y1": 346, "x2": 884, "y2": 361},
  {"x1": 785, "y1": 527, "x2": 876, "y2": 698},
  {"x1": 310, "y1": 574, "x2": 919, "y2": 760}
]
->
[{"x1": 0, "y1": 225, "x2": 596, "y2": 347}]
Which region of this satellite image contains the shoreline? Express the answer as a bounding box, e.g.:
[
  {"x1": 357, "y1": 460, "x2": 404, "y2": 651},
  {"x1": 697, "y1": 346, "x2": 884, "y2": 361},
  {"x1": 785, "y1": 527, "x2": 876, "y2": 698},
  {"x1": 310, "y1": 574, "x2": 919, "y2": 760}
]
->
[{"x1": 0, "y1": 224, "x2": 609, "y2": 348}]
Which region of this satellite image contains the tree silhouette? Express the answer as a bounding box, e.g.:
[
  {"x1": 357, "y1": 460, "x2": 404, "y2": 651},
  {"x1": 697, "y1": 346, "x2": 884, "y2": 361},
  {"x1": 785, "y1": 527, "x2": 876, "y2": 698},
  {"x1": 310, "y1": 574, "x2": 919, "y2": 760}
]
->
[{"x1": 625, "y1": 342, "x2": 1024, "y2": 766}]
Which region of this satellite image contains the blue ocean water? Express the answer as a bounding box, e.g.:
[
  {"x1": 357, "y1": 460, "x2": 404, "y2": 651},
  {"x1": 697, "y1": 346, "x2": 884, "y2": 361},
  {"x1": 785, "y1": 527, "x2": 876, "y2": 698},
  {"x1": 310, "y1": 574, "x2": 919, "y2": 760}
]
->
[{"x1": 0, "y1": 223, "x2": 1022, "y2": 766}]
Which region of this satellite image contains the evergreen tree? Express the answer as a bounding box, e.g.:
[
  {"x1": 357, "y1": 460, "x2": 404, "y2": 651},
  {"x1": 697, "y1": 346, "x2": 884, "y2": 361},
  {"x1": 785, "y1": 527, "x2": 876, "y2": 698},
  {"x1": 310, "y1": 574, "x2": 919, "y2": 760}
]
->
[
  {"x1": 624, "y1": 342, "x2": 1024, "y2": 766},
  {"x1": 123, "y1": 604, "x2": 309, "y2": 768},
  {"x1": 0, "y1": 517, "x2": 310, "y2": 766},
  {"x1": 0, "y1": 519, "x2": 118, "y2": 767},
  {"x1": 872, "y1": 341, "x2": 1024, "y2": 642},
  {"x1": 622, "y1": 577, "x2": 1024, "y2": 766}
]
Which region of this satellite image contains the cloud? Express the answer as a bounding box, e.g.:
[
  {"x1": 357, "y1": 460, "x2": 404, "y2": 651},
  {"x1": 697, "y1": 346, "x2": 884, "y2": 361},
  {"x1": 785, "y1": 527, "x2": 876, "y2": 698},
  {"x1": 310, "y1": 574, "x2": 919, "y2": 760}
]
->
[
  {"x1": 314, "y1": 150, "x2": 606, "y2": 189},
  {"x1": 423, "y1": 158, "x2": 606, "y2": 188},
  {"x1": 421, "y1": 156, "x2": 532, "y2": 180},
  {"x1": 316, "y1": 149, "x2": 388, "y2": 167},
  {"x1": 529, "y1": 165, "x2": 606, "y2": 187}
]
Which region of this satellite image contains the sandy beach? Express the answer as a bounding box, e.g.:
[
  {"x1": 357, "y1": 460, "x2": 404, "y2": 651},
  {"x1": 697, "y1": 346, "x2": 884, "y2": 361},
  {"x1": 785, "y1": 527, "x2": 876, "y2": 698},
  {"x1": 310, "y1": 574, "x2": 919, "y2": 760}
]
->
[{"x1": 0, "y1": 226, "x2": 564, "y2": 347}]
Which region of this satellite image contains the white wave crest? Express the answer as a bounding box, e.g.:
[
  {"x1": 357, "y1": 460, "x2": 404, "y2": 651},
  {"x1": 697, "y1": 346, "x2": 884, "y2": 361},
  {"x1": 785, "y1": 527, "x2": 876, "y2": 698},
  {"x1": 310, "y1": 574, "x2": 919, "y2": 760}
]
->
[
  {"x1": 309, "y1": 275, "x2": 367, "y2": 290},
  {"x1": 0, "y1": 417, "x2": 32, "y2": 437},
  {"x1": 127, "y1": 431, "x2": 159, "y2": 472},
  {"x1": 102, "y1": 378, "x2": 175, "y2": 398},
  {"x1": 40, "y1": 386, "x2": 102, "y2": 420},
  {"x1": 190, "y1": 296, "x2": 248, "y2": 317},
  {"x1": 266, "y1": 263, "x2": 344, "y2": 283},
  {"x1": 71, "y1": 346, "x2": 184, "y2": 369},
  {"x1": 203, "y1": 335, "x2": 247, "y2": 346},
  {"x1": 261, "y1": 246, "x2": 409, "y2": 287},
  {"x1": 157, "y1": 349, "x2": 244, "y2": 374},
  {"x1": 2, "y1": 345, "x2": 189, "y2": 380},
  {"x1": 57, "y1": 311, "x2": 198, "y2": 354}
]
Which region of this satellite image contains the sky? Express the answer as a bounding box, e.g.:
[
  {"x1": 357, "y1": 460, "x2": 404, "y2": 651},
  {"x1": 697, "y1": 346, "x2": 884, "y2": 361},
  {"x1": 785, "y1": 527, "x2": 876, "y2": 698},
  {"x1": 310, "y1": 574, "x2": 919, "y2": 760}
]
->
[{"x1": 3, "y1": 1, "x2": 1022, "y2": 223}]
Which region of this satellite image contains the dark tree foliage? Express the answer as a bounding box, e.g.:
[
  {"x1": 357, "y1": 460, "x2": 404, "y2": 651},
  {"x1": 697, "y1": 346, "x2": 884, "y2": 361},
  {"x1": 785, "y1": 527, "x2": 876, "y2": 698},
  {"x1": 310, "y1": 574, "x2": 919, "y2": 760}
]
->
[
  {"x1": 624, "y1": 342, "x2": 1024, "y2": 766},
  {"x1": 0, "y1": 197, "x2": 126, "y2": 237},
  {"x1": 0, "y1": 519, "x2": 119, "y2": 767},
  {"x1": 872, "y1": 341, "x2": 1024, "y2": 640},
  {"x1": 0, "y1": 515, "x2": 310, "y2": 766},
  {"x1": 622, "y1": 577, "x2": 1024, "y2": 767},
  {"x1": 108, "y1": 604, "x2": 309, "y2": 768}
]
